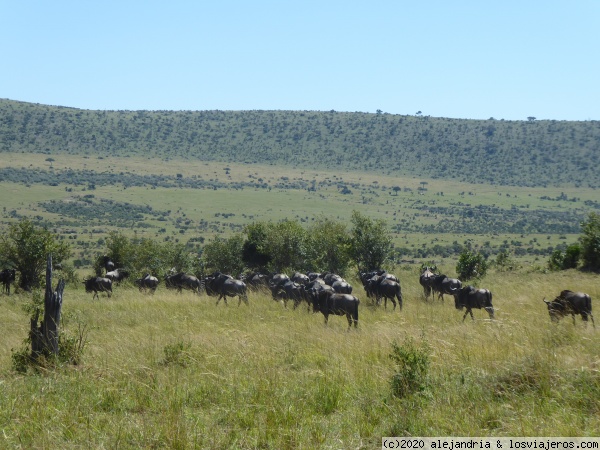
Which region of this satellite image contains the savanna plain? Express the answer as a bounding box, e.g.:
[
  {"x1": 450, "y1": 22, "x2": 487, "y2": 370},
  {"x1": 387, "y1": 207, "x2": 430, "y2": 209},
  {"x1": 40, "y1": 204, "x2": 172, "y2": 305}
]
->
[
  {"x1": 1, "y1": 105, "x2": 600, "y2": 449},
  {"x1": 1, "y1": 267, "x2": 598, "y2": 449}
]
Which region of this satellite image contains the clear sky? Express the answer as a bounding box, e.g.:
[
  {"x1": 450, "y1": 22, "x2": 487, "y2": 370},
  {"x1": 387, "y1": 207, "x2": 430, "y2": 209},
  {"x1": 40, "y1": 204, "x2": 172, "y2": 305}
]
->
[{"x1": 2, "y1": 1, "x2": 598, "y2": 120}]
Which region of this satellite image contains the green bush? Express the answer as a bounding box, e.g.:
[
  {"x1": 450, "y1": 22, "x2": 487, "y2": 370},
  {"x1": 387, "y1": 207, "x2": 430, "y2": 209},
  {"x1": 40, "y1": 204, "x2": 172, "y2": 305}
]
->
[
  {"x1": 580, "y1": 212, "x2": 600, "y2": 271},
  {"x1": 389, "y1": 338, "x2": 430, "y2": 398},
  {"x1": 456, "y1": 249, "x2": 488, "y2": 281}
]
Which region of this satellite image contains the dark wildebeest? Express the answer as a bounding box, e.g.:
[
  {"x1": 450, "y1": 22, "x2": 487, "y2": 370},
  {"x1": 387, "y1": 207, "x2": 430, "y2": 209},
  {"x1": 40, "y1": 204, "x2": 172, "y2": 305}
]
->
[
  {"x1": 431, "y1": 274, "x2": 462, "y2": 302},
  {"x1": 365, "y1": 275, "x2": 403, "y2": 310},
  {"x1": 205, "y1": 272, "x2": 249, "y2": 306},
  {"x1": 543, "y1": 290, "x2": 594, "y2": 327},
  {"x1": 0, "y1": 268, "x2": 16, "y2": 295},
  {"x1": 270, "y1": 272, "x2": 290, "y2": 287},
  {"x1": 322, "y1": 272, "x2": 343, "y2": 286},
  {"x1": 454, "y1": 285, "x2": 494, "y2": 321},
  {"x1": 312, "y1": 289, "x2": 359, "y2": 330},
  {"x1": 291, "y1": 272, "x2": 310, "y2": 285},
  {"x1": 102, "y1": 255, "x2": 115, "y2": 272},
  {"x1": 164, "y1": 272, "x2": 202, "y2": 294},
  {"x1": 332, "y1": 279, "x2": 353, "y2": 294},
  {"x1": 135, "y1": 274, "x2": 159, "y2": 293},
  {"x1": 243, "y1": 271, "x2": 270, "y2": 292},
  {"x1": 270, "y1": 279, "x2": 305, "y2": 309},
  {"x1": 83, "y1": 277, "x2": 113, "y2": 300},
  {"x1": 419, "y1": 266, "x2": 437, "y2": 300},
  {"x1": 105, "y1": 268, "x2": 130, "y2": 285}
]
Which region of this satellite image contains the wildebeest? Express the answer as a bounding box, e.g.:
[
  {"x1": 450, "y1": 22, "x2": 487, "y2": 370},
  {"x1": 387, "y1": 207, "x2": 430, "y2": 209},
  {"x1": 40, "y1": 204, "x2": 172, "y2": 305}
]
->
[
  {"x1": 543, "y1": 290, "x2": 594, "y2": 327},
  {"x1": 290, "y1": 271, "x2": 310, "y2": 285},
  {"x1": 102, "y1": 255, "x2": 115, "y2": 272},
  {"x1": 242, "y1": 271, "x2": 270, "y2": 292},
  {"x1": 83, "y1": 277, "x2": 113, "y2": 300},
  {"x1": 365, "y1": 275, "x2": 402, "y2": 310},
  {"x1": 322, "y1": 272, "x2": 343, "y2": 286},
  {"x1": 312, "y1": 289, "x2": 359, "y2": 330},
  {"x1": 164, "y1": 272, "x2": 202, "y2": 294},
  {"x1": 105, "y1": 268, "x2": 130, "y2": 285},
  {"x1": 135, "y1": 274, "x2": 159, "y2": 293},
  {"x1": 431, "y1": 274, "x2": 462, "y2": 301},
  {"x1": 0, "y1": 268, "x2": 16, "y2": 295},
  {"x1": 270, "y1": 279, "x2": 305, "y2": 309},
  {"x1": 332, "y1": 279, "x2": 353, "y2": 294},
  {"x1": 205, "y1": 272, "x2": 249, "y2": 306},
  {"x1": 419, "y1": 266, "x2": 437, "y2": 300},
  {"x1": 454, "y1": 285, "x2": 494, "y2": 321}
]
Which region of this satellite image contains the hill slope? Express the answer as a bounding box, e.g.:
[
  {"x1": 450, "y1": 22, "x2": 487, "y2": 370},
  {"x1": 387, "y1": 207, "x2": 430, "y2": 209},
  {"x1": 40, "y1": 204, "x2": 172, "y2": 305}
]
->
[{"x1": 1, "y1": 99, "x2": 599, "y2": 187}]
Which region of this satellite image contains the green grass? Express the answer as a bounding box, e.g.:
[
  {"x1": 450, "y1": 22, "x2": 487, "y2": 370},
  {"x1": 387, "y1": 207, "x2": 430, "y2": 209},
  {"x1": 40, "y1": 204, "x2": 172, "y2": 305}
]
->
[
  {"x1": 1, "y1": 152, "x2": 595, "y2": 270},
  {"x1": 1, "y1": 269, "x2": 599, "y2": 448}
]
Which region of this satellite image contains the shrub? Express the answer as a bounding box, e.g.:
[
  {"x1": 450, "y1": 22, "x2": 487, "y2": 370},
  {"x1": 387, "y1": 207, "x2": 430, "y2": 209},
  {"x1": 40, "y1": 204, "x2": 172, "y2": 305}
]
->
[
  {"x1": 580, "y1": 212, "x2": 600, "y2": 271},
  {"x1": 456, "y1": 249, "x2": 488, "y2": 281},
  {"x1": 389, "y1": 338, "x2": 430, "y2": 398}
]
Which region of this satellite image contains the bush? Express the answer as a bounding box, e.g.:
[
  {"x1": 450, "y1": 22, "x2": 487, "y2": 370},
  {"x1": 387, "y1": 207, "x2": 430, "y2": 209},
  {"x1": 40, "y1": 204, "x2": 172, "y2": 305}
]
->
[
  {"x1": 548, "y1": 243, "x2": 581, "y2": 271},
  {"x1": 389, "y1": 338, "x2": 430, "y2": 398},
  {"x1": 456, "y1": 249, "x2": 488, "y2": 281},
  {"x1": 580, "y1": 212, "x2": 600, "y2": 271}
]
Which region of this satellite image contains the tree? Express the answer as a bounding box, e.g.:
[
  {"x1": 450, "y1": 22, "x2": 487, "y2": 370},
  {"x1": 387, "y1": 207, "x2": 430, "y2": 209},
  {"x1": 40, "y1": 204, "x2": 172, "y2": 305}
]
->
[
  {"x1": 262, "y1": 220, "x2": 308, "y2": 272},
  {"x1": 580, "y1": 212, "x2": 600, "y2": 271},
  {"x1": 349, "y1": 210, "x2": 392, "y2": 273},
  {"x1": 242, "y1": 222, "x2": 273, "y2": 271},
  {"x1": 0, "y1": 219, "x2": 71, "y2": 291},
  {"x1": 201, "y1": 235, "x2": 245, "y2": 275},
  {"x1": 456, "y1": 249, "x2": 488, "y2": 281},
  {"x1": 306, "y1": 218, "x2": 352, "y2": 275}
]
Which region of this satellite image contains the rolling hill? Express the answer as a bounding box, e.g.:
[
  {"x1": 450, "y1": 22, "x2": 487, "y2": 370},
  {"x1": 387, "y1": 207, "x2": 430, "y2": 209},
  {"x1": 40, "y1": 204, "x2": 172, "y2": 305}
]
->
[{"x1": 2, "y1": 99, "x2": 599, "y2": 188}]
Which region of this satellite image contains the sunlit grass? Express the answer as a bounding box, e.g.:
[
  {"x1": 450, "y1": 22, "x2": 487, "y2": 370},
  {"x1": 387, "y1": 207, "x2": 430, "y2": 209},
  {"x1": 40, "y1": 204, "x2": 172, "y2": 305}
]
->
[{"x1": 1, "y1": 269, "x2": 598, "y2": 448}]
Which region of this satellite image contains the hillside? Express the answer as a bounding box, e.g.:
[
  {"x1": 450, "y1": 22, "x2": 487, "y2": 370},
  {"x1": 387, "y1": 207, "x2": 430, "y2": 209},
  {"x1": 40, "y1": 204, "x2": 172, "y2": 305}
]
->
[{"x1": 1, "y1": 99, "x2": 599, "y2": 188}]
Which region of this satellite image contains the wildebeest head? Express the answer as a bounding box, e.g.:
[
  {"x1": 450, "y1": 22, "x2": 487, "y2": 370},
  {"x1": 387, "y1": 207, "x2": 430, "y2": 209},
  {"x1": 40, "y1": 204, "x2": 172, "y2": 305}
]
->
[{"x1": 543, "y1": 297, "x2": 569, "y2": 322}]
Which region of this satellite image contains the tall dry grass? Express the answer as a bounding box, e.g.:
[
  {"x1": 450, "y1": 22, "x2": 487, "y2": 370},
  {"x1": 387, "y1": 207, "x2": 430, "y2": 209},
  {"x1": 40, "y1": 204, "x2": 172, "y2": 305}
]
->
[{"x1": 0, "y1": 268, "x2": 598, "y2": 449}]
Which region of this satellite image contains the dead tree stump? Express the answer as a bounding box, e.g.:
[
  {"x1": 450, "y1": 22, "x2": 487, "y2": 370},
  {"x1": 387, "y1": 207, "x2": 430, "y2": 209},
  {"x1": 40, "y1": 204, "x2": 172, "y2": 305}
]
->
[{"x1": 30, "y1": 254, "x2": 65, "y2": 359}]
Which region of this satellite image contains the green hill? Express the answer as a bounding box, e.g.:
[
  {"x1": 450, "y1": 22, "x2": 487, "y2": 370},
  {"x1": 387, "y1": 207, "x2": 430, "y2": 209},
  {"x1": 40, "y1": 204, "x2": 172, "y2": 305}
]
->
[{"x1": 2, "y1": 99, "x2": 599, "y2": 187}]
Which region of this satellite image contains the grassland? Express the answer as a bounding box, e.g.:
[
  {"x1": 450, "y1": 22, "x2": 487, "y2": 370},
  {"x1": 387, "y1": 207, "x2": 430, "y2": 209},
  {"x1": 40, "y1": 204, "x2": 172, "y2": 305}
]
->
[
  {"x1": 1, "y1": 268, "x2": 599, "y2": 448},
  {"x1": 2, "y1": 152, "x2": 598, "y2": 271}
]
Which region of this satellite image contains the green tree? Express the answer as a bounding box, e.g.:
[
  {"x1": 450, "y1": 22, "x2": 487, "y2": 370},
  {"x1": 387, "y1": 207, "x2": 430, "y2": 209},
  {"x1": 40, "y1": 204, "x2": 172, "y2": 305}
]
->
[
  {"x1": 0, "y1": 219, "x2": 71, "y2": 291},
  {"x1": 456, "y1": 249, "x2": 488, "y2": 281},
  {"x1": 262, "y1": 220, "x2": 308, "y2": 272},
  {"x1": 580, "y1": 212, "x2": 600, "y2": 271},
  {"x1": 241, "y1": 222, "x2": 272, "y2": 271},
  {"x1": 306, "y1": 218, "x2": 352, "y2": 275},
  {"x1": 349, "y1": 211, "x2": 392, "y2": 273},
  {"x1": 201, "y1": 234, "x2": 245, "y2": 275}
]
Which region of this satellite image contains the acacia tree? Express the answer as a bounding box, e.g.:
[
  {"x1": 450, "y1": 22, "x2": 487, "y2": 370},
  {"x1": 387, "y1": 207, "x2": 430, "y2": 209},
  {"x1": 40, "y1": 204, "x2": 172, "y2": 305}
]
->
[
  {"x1": 349, "y1": 211, "x2": 393, "y2": 273},
  {"x1": 0, "y1": 219, "x2": 71, "y2": 291}
]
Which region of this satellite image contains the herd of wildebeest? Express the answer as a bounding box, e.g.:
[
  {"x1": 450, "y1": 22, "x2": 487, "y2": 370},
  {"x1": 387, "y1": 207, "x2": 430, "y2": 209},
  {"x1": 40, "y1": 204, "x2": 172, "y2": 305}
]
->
[{"x1": 0, "y1": 263, "x2": 595, "y2": 330}]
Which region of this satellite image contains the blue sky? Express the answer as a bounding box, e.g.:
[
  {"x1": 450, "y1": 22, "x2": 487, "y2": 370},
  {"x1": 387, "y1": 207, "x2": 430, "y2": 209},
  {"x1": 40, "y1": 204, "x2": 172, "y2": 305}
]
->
[{"x1": 1, "y1": 1, "x2": 598, "y2": 120}]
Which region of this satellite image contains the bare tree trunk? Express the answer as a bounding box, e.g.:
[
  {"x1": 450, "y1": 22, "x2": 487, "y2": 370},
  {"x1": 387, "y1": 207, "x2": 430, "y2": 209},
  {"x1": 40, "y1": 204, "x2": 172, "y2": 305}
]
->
[{"x1": 31, "y1": 254, "x2": 65, "y2": 359}]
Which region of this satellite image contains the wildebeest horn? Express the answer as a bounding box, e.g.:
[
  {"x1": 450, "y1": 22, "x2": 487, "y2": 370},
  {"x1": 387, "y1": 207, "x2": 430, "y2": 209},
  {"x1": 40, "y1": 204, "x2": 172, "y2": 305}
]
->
[{"x1": 542, "y1": 298, "x2": 549, "y2": 304}]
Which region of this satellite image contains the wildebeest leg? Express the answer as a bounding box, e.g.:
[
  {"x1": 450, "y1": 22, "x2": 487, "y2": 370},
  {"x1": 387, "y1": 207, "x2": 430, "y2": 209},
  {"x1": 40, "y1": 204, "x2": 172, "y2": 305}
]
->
[
  {"x1": 462, "y1": 308, "x2": 470, "y2": 321},
  {"x1": 346, "y1": 313, "x2": 352, "y2": 330},
  {"x1": 581, "y1": 312, "x2": 594, "y2": 327}
]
